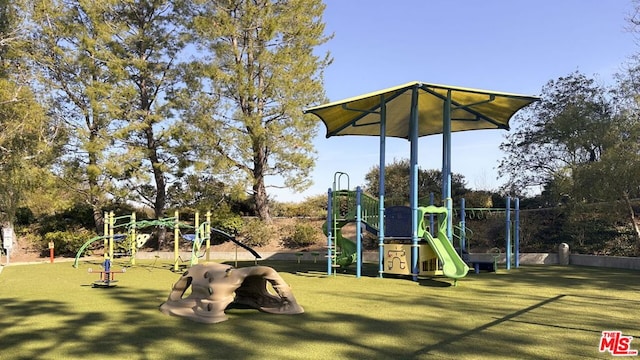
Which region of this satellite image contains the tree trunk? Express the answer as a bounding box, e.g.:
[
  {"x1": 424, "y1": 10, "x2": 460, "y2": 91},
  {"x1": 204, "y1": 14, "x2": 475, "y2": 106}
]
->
[
  {"x1": 87, "y1": 123, "x2": 103, "y2": 234},
  {"x1": 253, "y1": 177, "x2": 271, "y2": 223},
  {"x1": 147, "y1": 126, "x2": 168, "y2": 247},
  {"x1": 92, "y1": 206, "x2": 104, "y2": 235},
  {"x1": 253, "y1": 143, "x2": 271, "y2": 223}
]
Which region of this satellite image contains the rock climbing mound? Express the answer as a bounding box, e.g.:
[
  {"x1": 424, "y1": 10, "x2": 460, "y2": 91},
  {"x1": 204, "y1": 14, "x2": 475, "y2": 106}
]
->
[{"x1": 159, "y1": 262, "x2": 304, "y2": 323}]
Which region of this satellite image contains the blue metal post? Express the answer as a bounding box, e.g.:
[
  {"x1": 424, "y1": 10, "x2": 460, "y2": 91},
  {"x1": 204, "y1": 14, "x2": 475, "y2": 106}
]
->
[
  {"x1": 442, "y1": 90, "x2": 453, "y2": 242},
  {"x1": 460, "y1": 198, "x2": 466, "y2": 255},
  {"x1": 429, "y1": 192, "x2": 435, "y2": 236},
  {"x1": 515, "y1": 197, "x2": 520, "y2": 268},
  {"x1": 505, "y1": 196, "x2": 511, "y2": 270},
  {"x1": 378, "y1": 96, "x2": 387, "y2": 278},
  {"x1": 327, "y1": 188, "x2": 333, "y2": 276},
  {"x1": 356, "y1": 187, "x2": 362, "y2": 278},
  {"x1": 409, "y1": 85, "x2": 420, "y2": 281}
]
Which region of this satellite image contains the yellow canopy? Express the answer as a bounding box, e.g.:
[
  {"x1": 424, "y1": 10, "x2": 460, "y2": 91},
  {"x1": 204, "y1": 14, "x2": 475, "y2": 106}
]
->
[{"x1": 304, "y1": 81, "x2": 539, "y2": 139}]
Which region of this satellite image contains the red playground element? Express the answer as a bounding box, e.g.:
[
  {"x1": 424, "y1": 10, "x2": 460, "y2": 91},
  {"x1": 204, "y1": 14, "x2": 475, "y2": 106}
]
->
[{"x1": 88, "y1": 259, "x2": 126, "y2": 288}]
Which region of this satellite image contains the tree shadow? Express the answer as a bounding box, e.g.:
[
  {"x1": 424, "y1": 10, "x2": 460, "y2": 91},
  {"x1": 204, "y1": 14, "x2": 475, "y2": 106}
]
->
[{"x1": 1, "y1": 262, "x2": 639, "y2": 359}]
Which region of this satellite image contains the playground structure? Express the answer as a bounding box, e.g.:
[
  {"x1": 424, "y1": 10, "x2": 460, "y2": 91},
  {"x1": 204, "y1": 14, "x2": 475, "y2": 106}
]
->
[
  {"x1": 159, "y1": 262, "x2": 304, "y2": 323},
  {"x1": 72, "y1": 211, "x2": 152, "y2": 268},
  {"x1": 325, "y1": 172, "x2": 520, "y2": 281},
  {"x1": 73, "y1": 211, "x2": 261, "y2": 272},
  {"x1": 323, "y1": 172, "x2": 378, "y2": 272},
  {"x1": 325, "y1": 179, "x2": 468, "y2": 282},
  {"x1": 305, "y1": 82, "x2": 537, "y2": 282}
]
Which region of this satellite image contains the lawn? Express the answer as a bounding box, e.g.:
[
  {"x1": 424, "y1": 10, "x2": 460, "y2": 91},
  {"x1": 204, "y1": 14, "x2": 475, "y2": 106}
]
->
[{"x1": 0, "y1": 258, "x2": 638, "y2": 359}]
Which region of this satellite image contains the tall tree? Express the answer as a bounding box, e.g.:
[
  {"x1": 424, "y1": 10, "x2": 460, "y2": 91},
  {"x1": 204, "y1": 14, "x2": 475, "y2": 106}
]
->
[
  {"x1": 105, "y1": 0, "x2": 191, "y2": 235},
  {"x1": 498, "y1": 71, "x2": 613, "y2": 198},
  {"x1": 364, "y1": 158, "x2": 469, "y2": 207},
  {"x1": 0, "y1": 0, "x2": 21, "y2": 65},
  {"x1": 499, "y1": 71, "x2": 640, "y2": 251},
  {"x1": 0, "y1": 0, "x2": 61, "y2": 235},
  {"x1": 188, "y1": 0, "x2": 332, "y2": 222},
  {"x1": 0, "y1": 82, "x2": 58, "y2": 225},
  {"x1": 30, "y1": 0, "x2": 191, "y2": 242},
  {"x1": 30, "y1": 0, "x2": 125, "y2": 231}
]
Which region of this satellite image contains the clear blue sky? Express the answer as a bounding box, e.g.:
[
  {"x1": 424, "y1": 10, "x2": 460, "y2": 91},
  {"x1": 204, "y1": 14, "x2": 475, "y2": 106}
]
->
[{"x1": 269, "y1": 0, "x2": 637, "y2": 202}]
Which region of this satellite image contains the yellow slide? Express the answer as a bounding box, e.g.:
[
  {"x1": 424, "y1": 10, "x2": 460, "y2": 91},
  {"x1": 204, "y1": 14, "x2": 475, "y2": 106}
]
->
[{"x1": 419, "y1": 206, "x2": 469, "y2": 280}]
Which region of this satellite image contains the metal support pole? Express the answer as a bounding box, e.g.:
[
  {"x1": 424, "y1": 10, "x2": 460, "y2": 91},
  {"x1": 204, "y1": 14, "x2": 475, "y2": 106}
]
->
[
  {"x1": 429, "y1": 192, "x2": 435, "y2": 236},
  {"x1": 505, "y1": 197, "x2": 511, "y2": 270},
  {"x1": 408, "y1": 85, "x2": 419, "y2": 281},
  {"x1": 515, "y1": 198, "x2": 520, "y2": 268},
  {"x1": 131, "y1": 212, "x2": 137, "y2": 265},
  {"x1": 327, "y1": 188, "x2": 333, "y2": 276},
  {"x1": 206, "y1": 211, "x2": 212, "y2": 262},
  {"x1": 192, "y1": 211, "x2": 200, "y2": 265},
  {"x1": 103, "y1": 211, "x2": 109, "y2": 259},
  {"x1": 356, "y1": 186, "x2": 362, "y2": 278},
  {"x1": 108, "y1": 211, "x2": 114, "y2": 260},
  {"x1": 443, "y1": 90, "x2": 453, "y2": 242},
  {"x1": 460, "y1": 198, "x2": 466, "y2": 255},
  {"x1": 378, "y1": 95, "x2": 387, "y2": 278},
  {"x1": 173, "y1": 211, "x2": 180, "y2": 272}
]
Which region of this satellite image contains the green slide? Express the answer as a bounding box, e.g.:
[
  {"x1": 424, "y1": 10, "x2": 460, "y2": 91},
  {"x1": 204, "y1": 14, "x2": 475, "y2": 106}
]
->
[
  {"x1": 419, "y1": 206, "x2": 469, "y2": 280},
  {"x1": 323, "y1": 221, "x2": 357, "y2": 267}
]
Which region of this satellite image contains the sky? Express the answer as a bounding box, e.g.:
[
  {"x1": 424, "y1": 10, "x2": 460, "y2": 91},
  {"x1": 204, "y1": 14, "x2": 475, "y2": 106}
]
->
[{"x1": 269, "y1": 0, "x2": 638, "y2": 203}]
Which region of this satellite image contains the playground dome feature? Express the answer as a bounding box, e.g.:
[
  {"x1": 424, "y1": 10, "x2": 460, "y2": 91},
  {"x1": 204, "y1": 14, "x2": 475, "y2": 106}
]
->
[{"x1": 159, "y1": 263, "x2": 304, "y2": 323}]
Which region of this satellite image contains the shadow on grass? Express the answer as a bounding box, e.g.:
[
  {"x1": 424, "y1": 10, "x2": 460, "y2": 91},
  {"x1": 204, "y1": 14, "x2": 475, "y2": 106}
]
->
[
  {"x1": 0, "y1": 288, "x2": 251, "y2": 359},
  {"x1": 2, "y1": 260, "x2": 639, "y2": 359},
  {"x1": 411, "y1": 294, "x2": 567, "y2": 357}
]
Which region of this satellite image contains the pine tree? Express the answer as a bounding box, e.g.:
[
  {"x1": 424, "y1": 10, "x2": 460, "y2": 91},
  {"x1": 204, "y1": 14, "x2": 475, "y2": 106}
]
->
[
  {"x1": 0, "y1": 0, "x2": 60, "y2": 234},
  {"x1": 29, "y1": 0, "x2": 191, "y2": 241},
  {"x1": 186, "y1": 0, "x2": 332, "y2": 222}
]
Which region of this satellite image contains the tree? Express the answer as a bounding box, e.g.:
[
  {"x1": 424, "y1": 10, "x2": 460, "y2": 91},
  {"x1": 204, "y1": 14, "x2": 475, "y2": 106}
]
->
[
  {"x1": 29, "y1": 0, "x2": 192, "y2": 242},
  {"x1": 0, "y1": 0, "x2": 20, "y2": 64},
  {"x1": 0, "y1": 0, "x2": 61, "y2": 235},
  {"x1": 0, "y1": 81, "x2": 58, "y2": 225},
  {"x1": 29, "y1": 0, "x2": 128, "y2": 231},
  {"x1": 364, "y1": 158, "x2": 469, "y2": 207},
  {"x1": 187, "y1": 0, "x2": 332, "y2": 222},
  {"x1": 499, "y1": 71, "x2": 640, "y2": 252},
  {"x1": 498, "y1": 71, "x2": 613, "y2": 198},
  {"x1": 103, "y1": 0, "x2": 192, "y2": 237}
]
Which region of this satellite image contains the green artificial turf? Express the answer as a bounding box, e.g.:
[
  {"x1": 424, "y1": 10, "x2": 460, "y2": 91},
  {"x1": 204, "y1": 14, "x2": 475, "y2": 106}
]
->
[{"x1": 0, "y1": 258, "x2": 638, "y2": 359}]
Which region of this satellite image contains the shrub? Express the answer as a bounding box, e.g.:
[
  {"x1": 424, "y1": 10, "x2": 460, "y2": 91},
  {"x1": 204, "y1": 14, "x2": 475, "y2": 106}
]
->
[
  {"x1": 15, "y1": 207, "x2": 35, "y2": 226},
  {"x1": 271, "y1": 195, "x2": 327, "y2": 218},
  {"x1": 209, "y1": 204, "x2": 243, "y2": 235},
  {"x1": 37, "y1": 204, "x2": 96, "y2": 235},
  {"x1": 43, "y1": 228, "x2": 98, "y2": 257},
  {"x1": 283, "y1": 223, "x2": 321, "y2": 248},
  {"x1": 239, "y1": 218, "x2": 274, "y2": 247}
]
